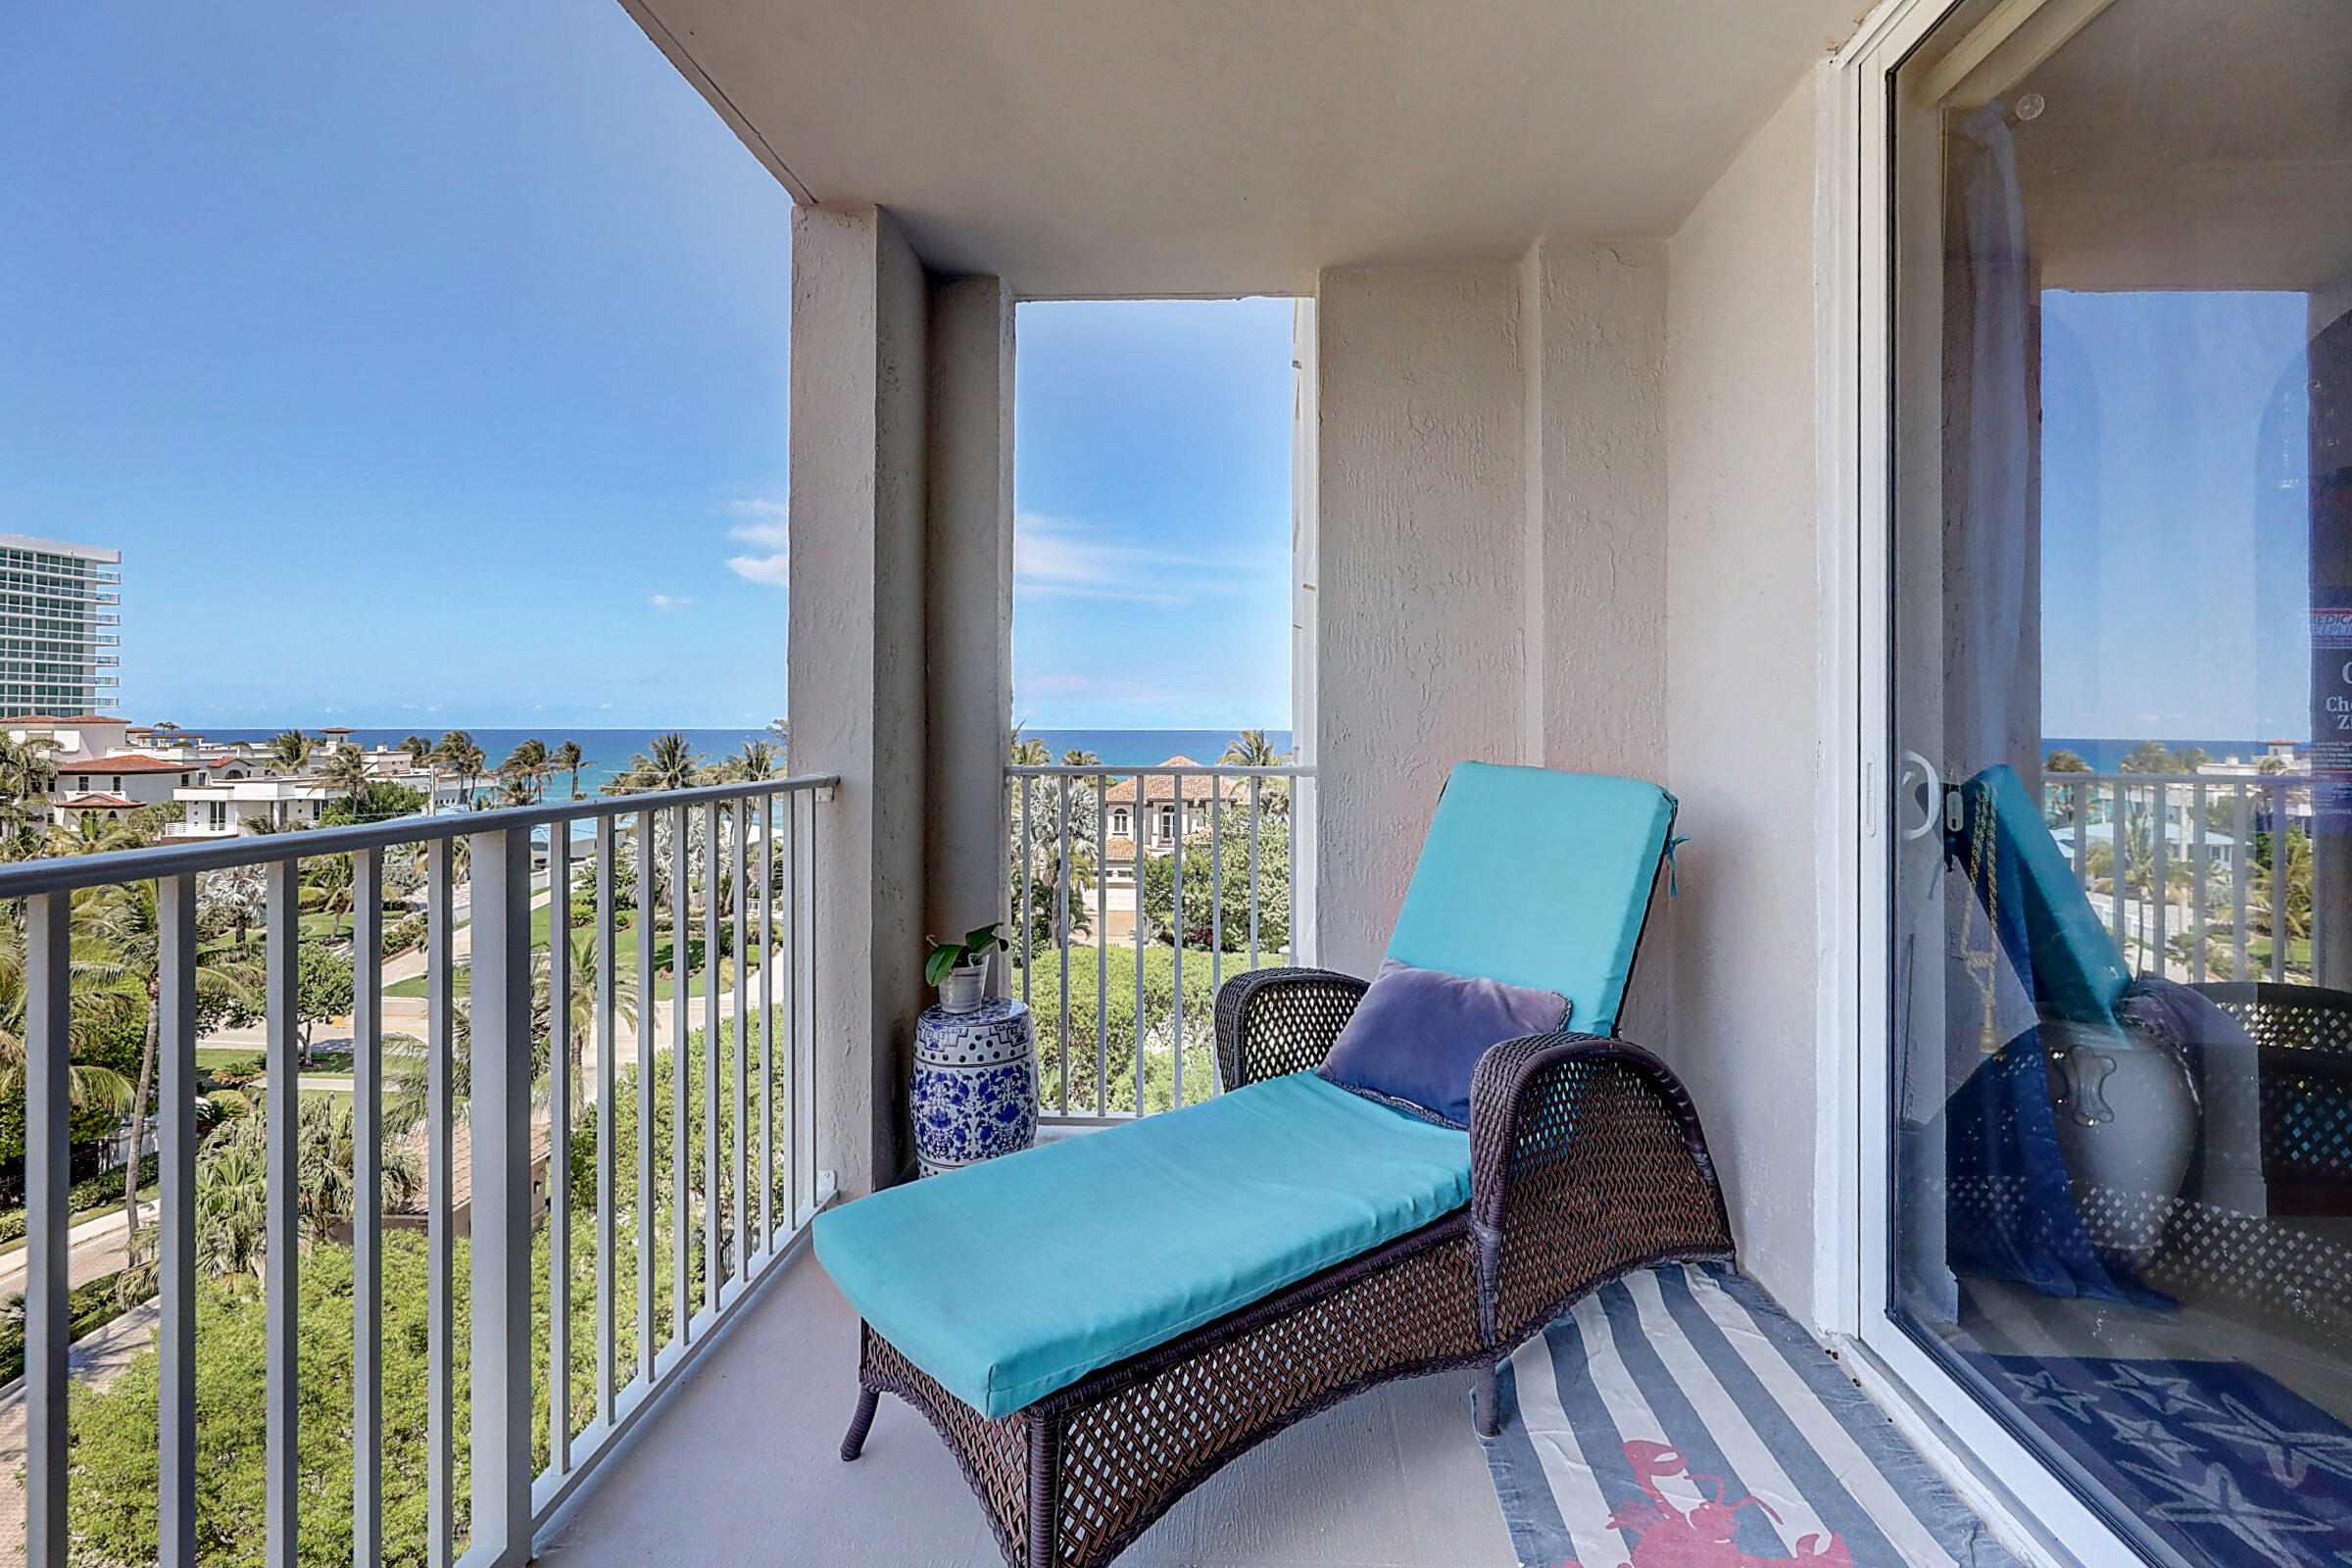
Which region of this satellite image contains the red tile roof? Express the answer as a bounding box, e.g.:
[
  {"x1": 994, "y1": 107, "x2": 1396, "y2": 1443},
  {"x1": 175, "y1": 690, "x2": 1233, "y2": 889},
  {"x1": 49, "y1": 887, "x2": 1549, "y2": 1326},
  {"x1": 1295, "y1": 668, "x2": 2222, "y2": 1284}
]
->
[
  {"x1": 57, "y1": 793, "x2": 136, "y2": 808},
  {"x1": 68, "y1": 754, "x2": 196, "y2": 775},
  {"x1": 1102, "y1": 759, "x2": 1250, "y2": 806},
  {"x1": 0, "y1": 713, "x2": 122, "y2": 725}
]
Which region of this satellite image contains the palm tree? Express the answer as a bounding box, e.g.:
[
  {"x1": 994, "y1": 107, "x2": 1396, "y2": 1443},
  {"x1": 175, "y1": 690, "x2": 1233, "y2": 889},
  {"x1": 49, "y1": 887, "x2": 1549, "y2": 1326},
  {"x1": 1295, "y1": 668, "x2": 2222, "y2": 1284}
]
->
[
  {"x1": 301, "y1": 852, "x2": 358, "y2": 939},
  {"x1": 551, "y1": 739, "x2": 587, "y2": 801},
  {"x1": 500, "y1": 738, "x2": 550, "y2": 803},
  {"x1": 266, "y1": 728, "x2": 317, "y2": 775},
  {"x1": 0, "y1": 909, "x2": 139, "y2": 1110},
  {"x1": 199, "y1": 862, "x2": 269, "y2": 947},
  {"x1": 1009, "y1": 736, "x2": 1050, "y2": 767},
  {"x1": 724, "y1": 740, "x2": 781, "y2": 782},
  {"x1": 399, "y1": 734, "x2": 435, "y2": 765},
  {"x1": 191, "y1": 1098, "x2": 418, "y2": 1276},
  {"x1": 316, "y1": 743, "x2": 369, "y2": 807},
  {"x1": 431, "y1": 730, "x2": 486, "y2": 805},
  {"x1": 612, "y1": 732, "x2": 704, "y2": 795},
  {"x1": 382, "y1": 933, "x2": 632, "y2": 1133},
  {"x1": 1219, "y1": 729, "x2": 1290, "y2": 767},
  {"x1": 79, "y1": 880, "x2": 263, "y2": 1251},
  {"x1": 1060, "y1": 748, "x2": 1101, "y2": 767},
  {"x1": 0, "y1": 733, "x2": 60, "y2": 847}
]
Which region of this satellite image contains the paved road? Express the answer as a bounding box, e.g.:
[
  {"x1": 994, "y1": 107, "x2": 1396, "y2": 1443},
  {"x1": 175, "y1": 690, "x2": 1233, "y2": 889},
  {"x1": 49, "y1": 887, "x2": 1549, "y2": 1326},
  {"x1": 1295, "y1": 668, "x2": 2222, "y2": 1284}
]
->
[{"x1": 0, "y1": 1200, "x2": 158, "y2": 1303}]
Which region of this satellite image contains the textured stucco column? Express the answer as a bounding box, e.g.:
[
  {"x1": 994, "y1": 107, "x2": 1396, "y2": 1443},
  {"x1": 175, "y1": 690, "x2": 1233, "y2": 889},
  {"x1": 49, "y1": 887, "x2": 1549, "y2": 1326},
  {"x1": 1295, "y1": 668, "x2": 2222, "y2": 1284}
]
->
[
  {"x1": 1312, "y1": 265, "x2": 1529, "y2": 980},
  {"x1": 789, "y1": 204, "x2": 931, "y2": 1196},
  {"x1": 923, "y1": 276, "x2": 1015, "y2": 959}
]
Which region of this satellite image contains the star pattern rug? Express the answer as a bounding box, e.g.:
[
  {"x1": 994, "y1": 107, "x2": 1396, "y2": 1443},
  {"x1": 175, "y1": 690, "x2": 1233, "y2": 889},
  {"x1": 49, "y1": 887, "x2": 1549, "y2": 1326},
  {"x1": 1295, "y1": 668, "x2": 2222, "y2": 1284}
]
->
[{"x1": 1967, "y1": 1353, "x2": 2352, "y2": 1568}]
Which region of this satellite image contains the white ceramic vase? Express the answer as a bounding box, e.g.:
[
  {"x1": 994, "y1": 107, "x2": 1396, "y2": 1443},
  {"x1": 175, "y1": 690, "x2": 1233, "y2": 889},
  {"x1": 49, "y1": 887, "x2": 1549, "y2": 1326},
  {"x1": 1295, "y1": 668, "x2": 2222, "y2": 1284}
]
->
[{"x1": 2043, "y1": 1021, "x2": 2201, "y2": 1264}]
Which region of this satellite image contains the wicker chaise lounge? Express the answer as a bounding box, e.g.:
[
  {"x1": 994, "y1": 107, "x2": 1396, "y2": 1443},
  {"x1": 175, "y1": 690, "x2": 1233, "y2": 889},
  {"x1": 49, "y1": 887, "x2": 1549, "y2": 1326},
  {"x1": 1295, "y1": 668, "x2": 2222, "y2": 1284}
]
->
[{"x1": 816, "y1": 764, "x2": 1734, "y2": 1568}]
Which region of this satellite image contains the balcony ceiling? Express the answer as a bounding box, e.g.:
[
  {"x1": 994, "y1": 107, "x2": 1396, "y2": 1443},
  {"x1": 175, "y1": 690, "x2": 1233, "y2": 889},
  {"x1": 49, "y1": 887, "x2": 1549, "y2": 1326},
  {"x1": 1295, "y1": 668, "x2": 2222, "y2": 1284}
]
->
[{"x1": 620, "y1": 0, "x2": 1861, "y2": 297}]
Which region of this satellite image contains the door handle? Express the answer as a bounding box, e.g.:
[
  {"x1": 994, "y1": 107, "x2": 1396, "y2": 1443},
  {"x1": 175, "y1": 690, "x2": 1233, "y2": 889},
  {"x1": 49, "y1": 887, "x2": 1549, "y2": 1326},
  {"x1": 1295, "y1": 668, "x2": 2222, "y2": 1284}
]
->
[{"x1": 1898, "y1": 751, "x2": 1942, "y2": 842}]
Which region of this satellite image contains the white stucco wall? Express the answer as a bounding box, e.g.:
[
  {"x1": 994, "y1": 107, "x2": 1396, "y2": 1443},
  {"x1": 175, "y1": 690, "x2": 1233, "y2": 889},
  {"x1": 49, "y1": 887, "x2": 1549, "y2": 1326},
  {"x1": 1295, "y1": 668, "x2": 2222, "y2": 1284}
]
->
[
  {"x1": 1660, "y1": 68, "x2": 1826, "y2": 1323},
  {"x1": 1312, "y1": 244, "x2": 1672, "y2": 1008}
]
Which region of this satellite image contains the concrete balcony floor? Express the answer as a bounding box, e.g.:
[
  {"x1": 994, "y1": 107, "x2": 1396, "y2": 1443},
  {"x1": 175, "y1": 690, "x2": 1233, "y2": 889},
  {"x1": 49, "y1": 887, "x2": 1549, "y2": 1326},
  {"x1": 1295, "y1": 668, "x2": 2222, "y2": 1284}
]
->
[{"x1": 536, "y1": 1246, "x2": 1519, "y2": 1568}]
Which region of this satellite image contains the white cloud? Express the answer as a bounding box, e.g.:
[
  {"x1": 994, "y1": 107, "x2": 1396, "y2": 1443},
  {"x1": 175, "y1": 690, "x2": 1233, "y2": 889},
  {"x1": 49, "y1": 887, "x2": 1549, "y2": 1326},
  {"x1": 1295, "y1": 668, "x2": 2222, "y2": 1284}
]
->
[
  {"x1": 1014, "y1": 513, "x2": 1283, "y2": 606},
  {"x1": 725, "y1": 552, "x2": 792, "y2": 586},
  {"x1": 721, "y1": 496, "x2": 790, "y2": 586},
  {"x1": 650, "y1": 594, "x2": 695, "y2": 612}
]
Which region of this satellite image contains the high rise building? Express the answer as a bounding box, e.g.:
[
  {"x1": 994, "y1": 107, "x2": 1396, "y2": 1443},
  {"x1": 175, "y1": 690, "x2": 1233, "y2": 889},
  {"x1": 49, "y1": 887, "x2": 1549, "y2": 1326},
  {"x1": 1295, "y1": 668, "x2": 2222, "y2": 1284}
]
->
[{"x1": 0, "y1": 533, "x2": 120, "y2": 715}]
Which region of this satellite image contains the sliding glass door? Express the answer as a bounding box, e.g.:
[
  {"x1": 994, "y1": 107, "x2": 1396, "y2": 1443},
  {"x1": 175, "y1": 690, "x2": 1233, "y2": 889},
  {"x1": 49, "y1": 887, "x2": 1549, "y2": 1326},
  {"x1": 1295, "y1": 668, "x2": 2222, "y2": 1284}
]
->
[{"x1": 1886, "y1": 1, "x2": 2352, "y2": 1562}]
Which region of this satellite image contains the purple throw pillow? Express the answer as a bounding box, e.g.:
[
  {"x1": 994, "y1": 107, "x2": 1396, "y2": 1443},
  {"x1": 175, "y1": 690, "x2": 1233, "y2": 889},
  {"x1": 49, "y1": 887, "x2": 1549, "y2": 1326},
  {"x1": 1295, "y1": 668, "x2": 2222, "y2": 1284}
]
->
[{"x1": 1317, "y1": 959, "x2": 1570, "y2": 1129}]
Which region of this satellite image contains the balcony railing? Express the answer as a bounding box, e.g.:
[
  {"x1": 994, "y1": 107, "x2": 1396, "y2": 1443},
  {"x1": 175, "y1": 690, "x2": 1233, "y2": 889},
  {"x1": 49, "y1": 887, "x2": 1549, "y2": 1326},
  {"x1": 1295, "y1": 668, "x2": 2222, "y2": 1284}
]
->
[
  {"x1": 1004, "y1": 762, "x2": 1314, "y2": 1124},
  {"x1": 3, "y1": 773, "x2": 833, "y2": 1567},
  {"x1": 2040, "y1": 769, "x2": 2305, "y2": 984}
]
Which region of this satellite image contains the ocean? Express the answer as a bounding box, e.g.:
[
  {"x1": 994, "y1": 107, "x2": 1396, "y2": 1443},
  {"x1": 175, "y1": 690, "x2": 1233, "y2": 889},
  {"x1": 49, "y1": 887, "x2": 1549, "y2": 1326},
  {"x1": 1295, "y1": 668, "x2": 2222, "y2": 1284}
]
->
[
  {"x1": 192, "y1": 726, "x2": 1296, "y2": 797},
  {"x1": 2040, "y1": 736, "x2": 2300, "y2": 772}
]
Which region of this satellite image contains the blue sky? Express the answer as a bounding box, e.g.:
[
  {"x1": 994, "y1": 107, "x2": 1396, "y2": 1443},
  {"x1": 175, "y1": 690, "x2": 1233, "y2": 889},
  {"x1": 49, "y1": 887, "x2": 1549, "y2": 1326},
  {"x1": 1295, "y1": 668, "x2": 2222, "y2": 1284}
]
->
[
  {"x1": 2039, "y1": 289, "x2": 2313, "y2": 742},
  {"x1": 0, "y1": 1, "x2": 1294, "y2": 730}
]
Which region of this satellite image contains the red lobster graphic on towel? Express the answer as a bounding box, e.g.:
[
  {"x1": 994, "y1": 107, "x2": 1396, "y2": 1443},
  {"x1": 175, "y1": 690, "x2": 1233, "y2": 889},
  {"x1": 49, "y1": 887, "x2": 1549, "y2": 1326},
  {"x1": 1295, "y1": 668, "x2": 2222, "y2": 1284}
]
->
[{"x1": 1555, "y1": 1442, "x2": 1853, "y2": 1568}]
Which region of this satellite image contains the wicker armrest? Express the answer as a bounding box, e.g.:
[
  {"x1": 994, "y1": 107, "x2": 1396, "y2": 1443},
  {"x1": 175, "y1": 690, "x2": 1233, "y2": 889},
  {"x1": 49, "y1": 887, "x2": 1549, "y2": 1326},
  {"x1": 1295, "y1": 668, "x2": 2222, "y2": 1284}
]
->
[
  {"x1": 1466, "y1": 1033, "x2": 1733, "y2": 1348},
  {"x1": 1214, "y1": 967, "x2": 1368, "y2": 1091}
]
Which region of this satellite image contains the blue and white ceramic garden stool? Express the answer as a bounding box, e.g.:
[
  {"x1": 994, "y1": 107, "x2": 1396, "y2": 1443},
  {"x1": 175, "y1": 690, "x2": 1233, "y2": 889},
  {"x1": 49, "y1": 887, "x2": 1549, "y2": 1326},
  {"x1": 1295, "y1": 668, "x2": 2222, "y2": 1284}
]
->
[{"x1": 911, "y1": 998, "x2": 1037, "y2": 1177}]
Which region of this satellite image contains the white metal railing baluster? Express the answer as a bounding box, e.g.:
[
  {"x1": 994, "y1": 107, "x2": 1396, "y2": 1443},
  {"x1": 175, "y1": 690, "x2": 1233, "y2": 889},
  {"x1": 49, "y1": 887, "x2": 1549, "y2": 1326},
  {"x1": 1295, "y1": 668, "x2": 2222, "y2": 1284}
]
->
[
  {"x1": 550, "y1": 825, "x2": 573, "y2": 1476},
  {"x1": 2273, "y1": 778, "x2": 2291, "y2": 982},
  {"x1": 702, "y1": 804, "x2": 722, "y2": 1309},
  {"x1": 1210, "y1": 783, "x2": 1225, "y2": 1070},
  {"x1": 160, "y1": 872, "x2": 201, "y2": 1568},
  {"x1": 350, "y1": 850, "x2": 384, "y2": 1567},
  {"x1": 1096, "y1": 769, "x2": 1108, "y2": 1117},
  {"x1": 2151, "y1": 780, "x2": 2168, "y2": 975},
  {"x1": 1019, "y1": 775, "x2": 1032, "y2": 1009},
  {"x1": 2192, "y1": 782, "x2": 2209, "y2": 985},
  {"x1": 2109, "y1": 782, "x2": 2130, "y2": 969},
  {"x1": 1172, "y1": 775, "x2": 1186, "y2": 1109},
  {"x1": 1057, "y1": 779, "x2": 1072, "y2": 1114},
  {"x1": 670, "y1": 805, "x2": 690, "y2": 1350},
  {"x1": 427, "y1": 839, "x2": 455, "y2": 1568},
  {"x1": 731, "y1": 797, "x2": 749, "y2": 1280},
  {"x1": 2235, "y1": 784, "x2": 2252, "y2": 982},
  {"x1": 468, "y1": 827, "x2": 533, "y2": 1565},
  {"x1": 24, "y1": 890, "x2": 71, "y2": 1568},
  {"x1": 266, "y1": 858, "x2": 302, "y2": 1568},
  {"x1": 1248, "y1": 779, "x2": 1261, "y2": 970},
  {"x1": 1133, "y1": 784, "x2": 1145, "y2": 1115},
  {"x1": 596, "y1": 814, "x2": 617, "y2": 1429},
  {"x1": 634, "y1": 809, "x2": 657, "y2": 1383},
  {"x1": 760, "y1": 793, "x2": 776, "y2": 1252}
]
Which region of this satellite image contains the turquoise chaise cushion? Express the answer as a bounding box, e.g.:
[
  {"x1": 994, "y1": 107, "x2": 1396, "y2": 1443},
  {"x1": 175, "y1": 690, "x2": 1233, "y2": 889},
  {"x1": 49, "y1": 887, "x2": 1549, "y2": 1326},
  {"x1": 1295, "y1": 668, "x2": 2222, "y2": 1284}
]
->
[
  {"x1": 812, "y1": 1072, "x2": 1471, "y2": 1419},
  {"x1": 1384, "y1": 762, "x2": 1675, "y2": 1036},
  {"x1": 1963, "y1": 763, "x2": 2131, "y2": 1025}
]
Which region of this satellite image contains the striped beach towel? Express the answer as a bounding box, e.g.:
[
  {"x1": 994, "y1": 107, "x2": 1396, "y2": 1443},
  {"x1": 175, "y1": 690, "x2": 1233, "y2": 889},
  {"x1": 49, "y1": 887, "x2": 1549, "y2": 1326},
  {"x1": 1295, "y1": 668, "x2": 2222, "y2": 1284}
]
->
[{"x1": 1482, "y1": 1264, "x2": 2021, "y2": 1568}]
